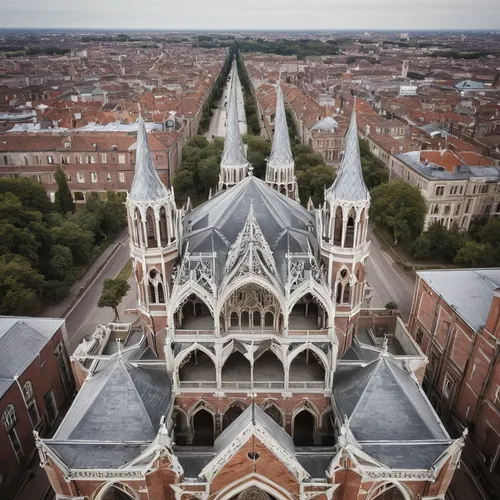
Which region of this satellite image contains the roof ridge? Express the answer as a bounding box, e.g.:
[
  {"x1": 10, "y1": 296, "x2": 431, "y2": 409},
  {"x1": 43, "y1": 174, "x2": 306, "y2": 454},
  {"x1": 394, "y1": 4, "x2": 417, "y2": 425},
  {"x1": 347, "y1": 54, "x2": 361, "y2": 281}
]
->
[
  {"x1": 121, "y1": 361, "x2": 156, "y2": 432},
  {"x1": 348, "y1": 358, "x2": 382, "y2": 421}
]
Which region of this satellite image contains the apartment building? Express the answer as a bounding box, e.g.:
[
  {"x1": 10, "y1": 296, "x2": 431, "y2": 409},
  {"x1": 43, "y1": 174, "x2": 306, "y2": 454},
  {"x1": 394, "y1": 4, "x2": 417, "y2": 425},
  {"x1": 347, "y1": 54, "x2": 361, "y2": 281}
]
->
[
  {"x1": 0, "y1": 125, "x2": 181, "y2": 203},
  {"x1": 390, "y1": 149, "x2": 500, "y2": 231}
]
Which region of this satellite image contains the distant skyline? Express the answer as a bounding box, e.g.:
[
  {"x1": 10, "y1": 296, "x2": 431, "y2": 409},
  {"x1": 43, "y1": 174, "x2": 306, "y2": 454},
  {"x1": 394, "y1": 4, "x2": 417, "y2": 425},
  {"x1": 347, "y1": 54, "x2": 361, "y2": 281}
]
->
[{"x1": 1, "y1": 0, "x2": 500, "y2": 31}]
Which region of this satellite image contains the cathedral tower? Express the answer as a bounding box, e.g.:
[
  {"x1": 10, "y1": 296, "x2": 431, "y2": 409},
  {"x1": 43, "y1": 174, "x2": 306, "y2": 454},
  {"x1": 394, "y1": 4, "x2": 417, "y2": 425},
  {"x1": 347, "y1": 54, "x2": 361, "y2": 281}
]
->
[
  {"x1": 265, "y1": 84, "x2": 298, "y2": 200},
  {"x1": 218, "y1": 62, "x2": 249, "y2": 191},
  {"x1": 319, "y1": 111, "x2": 370, "y2": 354},
  {"x1": 126, "y1": 115, "x2": 180, "y2": 352}
]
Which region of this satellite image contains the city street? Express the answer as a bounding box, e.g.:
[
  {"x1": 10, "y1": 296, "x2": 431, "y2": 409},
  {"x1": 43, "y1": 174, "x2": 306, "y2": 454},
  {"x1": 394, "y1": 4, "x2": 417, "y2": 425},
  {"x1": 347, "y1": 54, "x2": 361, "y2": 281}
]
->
[
  {"x1": 365, "y1": 225, "x2": 415, "y2": 321},
  {"x1": 64, "y1": 236, "x2": 138, "y2": 352},
  {"x1": 206, "y1": 62, "x2": 247, "y2": 139}
]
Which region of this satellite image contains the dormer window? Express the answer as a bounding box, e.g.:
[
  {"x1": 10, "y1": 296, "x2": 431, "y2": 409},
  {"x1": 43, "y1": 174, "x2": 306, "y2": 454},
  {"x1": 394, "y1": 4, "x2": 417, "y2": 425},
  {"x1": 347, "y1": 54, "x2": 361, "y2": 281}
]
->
[
  {"x1": 111, "y1": 144, "x2": 118, "y2": 151},
  {"x1": 64, "y1": 141, "x2": 71, "y2": 149}
]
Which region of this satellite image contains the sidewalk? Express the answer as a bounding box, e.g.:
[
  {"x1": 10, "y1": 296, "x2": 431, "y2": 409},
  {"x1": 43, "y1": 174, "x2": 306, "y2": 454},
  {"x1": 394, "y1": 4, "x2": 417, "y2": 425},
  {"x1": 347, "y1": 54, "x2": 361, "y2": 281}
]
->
[{"x1": 42, "y1": 229, "x2": 129, "y2": 320}]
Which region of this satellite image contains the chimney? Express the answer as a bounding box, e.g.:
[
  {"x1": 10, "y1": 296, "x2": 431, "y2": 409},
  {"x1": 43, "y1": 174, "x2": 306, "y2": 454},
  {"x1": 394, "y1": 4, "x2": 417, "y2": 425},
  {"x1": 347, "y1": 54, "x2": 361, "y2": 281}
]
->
[{"x1": 485, "y1": 288, "x2": 500, "y2": 338}]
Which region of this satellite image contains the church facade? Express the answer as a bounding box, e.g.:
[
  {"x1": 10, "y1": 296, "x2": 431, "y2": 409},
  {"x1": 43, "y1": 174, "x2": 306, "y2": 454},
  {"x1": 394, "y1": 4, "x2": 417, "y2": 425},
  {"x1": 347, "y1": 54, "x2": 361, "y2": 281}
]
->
[{"x1": 37, "y1": 62, "x2": 464, "y2": 500}]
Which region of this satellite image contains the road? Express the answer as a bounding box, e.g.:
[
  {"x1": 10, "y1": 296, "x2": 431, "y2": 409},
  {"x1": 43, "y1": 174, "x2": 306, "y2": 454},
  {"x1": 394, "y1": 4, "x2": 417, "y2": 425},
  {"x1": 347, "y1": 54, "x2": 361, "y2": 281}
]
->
[
  {"x1": 206, "y1": 62, "x2": 247, "y2": 140},
  {"x1": 64, "y1": 235, "x2": 137, "y2": 352},
  {"x1": 365, "y1": 225, "x2": 415, "y2": 321}
]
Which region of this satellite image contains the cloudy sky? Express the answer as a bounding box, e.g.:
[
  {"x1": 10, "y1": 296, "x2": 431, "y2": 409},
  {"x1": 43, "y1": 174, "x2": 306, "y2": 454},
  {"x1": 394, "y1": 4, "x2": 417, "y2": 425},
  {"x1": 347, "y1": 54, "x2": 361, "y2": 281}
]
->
[{"x1": 1, "y1": 0, "x2": 499, "y2": 30}]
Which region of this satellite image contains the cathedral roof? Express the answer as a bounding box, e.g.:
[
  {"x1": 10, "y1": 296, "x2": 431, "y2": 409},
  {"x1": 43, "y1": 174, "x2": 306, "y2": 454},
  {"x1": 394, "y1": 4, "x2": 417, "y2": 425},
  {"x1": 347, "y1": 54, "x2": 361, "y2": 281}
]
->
[
  {"x1": 183, "y1": 176, "x2": 317, "y2": 283},
  {"x1": 327, "y1": 112, "x2": 369, "y2": 202},
  {"x1": 334, "y1": 356, "x2": 448, "y2": 442},
  {"x1": 268, "y1": 84, "x2": 294, "y2": 167},
  {"x1": 129, "y1": 115, "x2": 170, "y2": 202},
  {"x1": 54, "y1": 356, "x2": 171, "y2": 443},
  {"x1": 220, "y1": 65, "x2": 247, "y2": 168}
]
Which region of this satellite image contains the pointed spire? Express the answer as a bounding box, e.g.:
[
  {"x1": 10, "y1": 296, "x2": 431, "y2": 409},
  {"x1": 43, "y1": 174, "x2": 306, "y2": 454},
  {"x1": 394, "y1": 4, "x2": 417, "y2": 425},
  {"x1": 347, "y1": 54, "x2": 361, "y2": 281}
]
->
[
  {"x1": 327, "y1": 111, "x2": 369, "y2": 202},
  {"x1": 268, "y1": 83, "x2": 293, "y2": 167},
  {"x1": 129, "y1": 114, "x2": 170, "y2": 202},
  {"x1": 221, "y1": 65, "x2": 247, "y2": 168}
]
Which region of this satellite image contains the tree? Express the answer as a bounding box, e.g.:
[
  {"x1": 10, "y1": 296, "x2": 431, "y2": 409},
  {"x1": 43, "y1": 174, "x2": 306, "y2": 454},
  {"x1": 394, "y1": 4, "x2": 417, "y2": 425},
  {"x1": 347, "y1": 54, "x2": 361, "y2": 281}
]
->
[
  {"x1": 295, "y1": 153, "x2": 325, "y2": 172},
  {"x1": 173, "y1": 169, "x2": 196, "y2": 205},
  {"x1": 411, "y1": 222, "x2": 464, "y2": 262},
  {"x1": 0, "y1": 255, "x2": 45, "y2": 315},
  {"x1": 54, "y1": 166, "x2": 75, "y2": 214},
  {"x1": 51, "y1": 216, "x2": 95, "y2": 264},
  {"x1": 297, "y1": 164, "x2": 335, "y2": 207},
  {"x1": 0, "y1": 177, "x2": 51, "y2": 214},
  {"x1": 197, "y1": 156, "x2": 220, "y2": 195},
  {"x1": 98, "y1": 278, "x2": 131, "y2": 321},
  {"x1": 359, "y1": 139, "x2": 389, "y2": 190},
  {"x1": 48, "y1": 245, "x2": 74, "y2": 281},
  {"x1": 479, "y1": 218, "x2": 500, "y2": 246},
  {"x1": 454, "y1": 241, "x2": 497, "y2": 268},
  {"x1": 370, "y1": 181, "x2": 427, "y2": 244}
]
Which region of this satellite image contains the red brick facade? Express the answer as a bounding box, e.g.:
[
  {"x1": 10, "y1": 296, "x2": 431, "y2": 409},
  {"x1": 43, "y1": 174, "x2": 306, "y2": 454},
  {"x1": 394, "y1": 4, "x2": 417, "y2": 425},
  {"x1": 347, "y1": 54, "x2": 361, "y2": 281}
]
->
[
  {"x1": 0, "y1": 324, "x2": 73, "y2": 499},
  {"x1": 408, "y1": 275, "x2": 500, "y2": 476}
]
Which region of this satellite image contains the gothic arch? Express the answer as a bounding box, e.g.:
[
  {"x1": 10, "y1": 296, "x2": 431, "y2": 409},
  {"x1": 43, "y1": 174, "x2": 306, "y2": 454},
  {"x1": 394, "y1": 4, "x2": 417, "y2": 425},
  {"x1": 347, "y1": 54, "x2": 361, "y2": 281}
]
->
[
  {"x1": 91, "y1": 481, "x2": 140, "y2": 500},
  {"x1": 168, "y1": 281, "x2": 215, "y2": 328},
  {"x1": 291, "y1": 403, "x2": 318, "y2": 446},
  {"x1": 261, "y1": 400, "x2": 284, "y2": 427},
  {"x1": 214, "y1": 475, "x2": 293, "y2": 500},
  {"x1": 174, "y1": 343, "x2": 217, "y2": 371},
  {"x1": 366, "y1": 482, "x2": 412, "y2": 500},
  {"x1": 288, "y1": 282, "x2": 333, "y2": 327},
  {"x1": 223, "y1": 400, "x2": 248, "y2": 429},
  {"x1": 287, "y1": 343, "x2": 328, "y2": 372},
  {"x1": 217, "y1": 276, "x2": 286, "y2": 323}
]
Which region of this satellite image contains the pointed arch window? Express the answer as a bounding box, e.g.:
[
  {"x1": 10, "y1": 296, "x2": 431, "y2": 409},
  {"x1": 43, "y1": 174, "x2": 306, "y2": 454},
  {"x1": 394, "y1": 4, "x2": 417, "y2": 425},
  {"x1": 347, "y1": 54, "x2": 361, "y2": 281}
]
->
[
  {"x1": 146, "y1": 207, "x2": 157, "y2": 248},
  {"x1": 159, "y1": 206, "x2": 168, "y2": 246},
  {"x1": 148, "y1": 268, "x2": 166, "y2": 304},
  {"x1": 336, "y1": 268, "x2": 351, "y2": 305}
]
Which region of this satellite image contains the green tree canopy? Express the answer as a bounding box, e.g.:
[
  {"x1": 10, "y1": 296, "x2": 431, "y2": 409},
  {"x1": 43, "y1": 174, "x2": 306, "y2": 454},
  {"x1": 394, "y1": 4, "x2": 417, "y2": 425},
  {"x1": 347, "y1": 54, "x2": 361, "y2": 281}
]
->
[
  {"x1": 54, "y1": 166, "x2": 75, "y2": 214},
  {"x1": 98, "y1": 277, "x2": 131, "y2": 321},
  {"x1": 297, "y1": 164, "x2": 335, "y2": 207},
  {"x1": 411, "y1": 222, "x2": 464, "y2": 262},
  {"x1": 0, "y1": 177, "x2": 51, "y2": 214},
  {"x1": 479, "y1": 218, "x2": 500, "y2": 246},
  {"x1": 359, "y1": 139, "x2": 389, "y2": 190},
  {"x1": 454, "y1": 241, "x2": 497, "y2": 268},
  {"x1": 370, "y1": 181, "x2": 427, "y2": 244},
  {"x1": 0, "y1": 255, "x2": 45, "y2": 315}
]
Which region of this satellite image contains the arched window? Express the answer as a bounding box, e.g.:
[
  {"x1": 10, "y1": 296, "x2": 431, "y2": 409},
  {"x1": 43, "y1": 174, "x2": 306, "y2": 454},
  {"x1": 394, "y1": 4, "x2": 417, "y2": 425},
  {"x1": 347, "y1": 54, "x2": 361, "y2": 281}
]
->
[
  {"x1": 293, "y1": 409, "x2": 316, "y2": 446},
  {"x1": 192, "y1": 408, "x2": 214, "y2": 446},
  {"x1": 2, "y1": 405, "x2": 16, "y2": 430},
  {"x1": 146, "y1": 207, "x2": 156, "y2": 248},
  {"x1": 253, "y1": 311, "x2": 261, "y2": 327},
  {"x1": 333, "y1": 206, "x2": 343, "y2": 246},
  {"x1": 2, "y1": 404, "x2": 22, "y2": 458},
  {"x1": 241, "y1": 311, "x2": 250, "y2": 327},
  {"x1": 159, "y1": 206, "x2": 168, "y2": 246},
  {"x1": 223, "y1": 401, "x2": 247, "y2": 429},
  {"x1": 368, "y1": 483, "x2": 408, "y2": 500},
  {"x1": 134, "y1": 208, "x2": 144, "y2": 247},
  {"x1": 264, "y1": 312, "x2": 274, "y2": 327},
  {"x1": 22, "y1": 382, "x2": 40, "y2": 427},
  {"x1": 336, "y1": 268, "x2": 350, "y2": 305},
  {"x1": 230, "y1": 312, "x2": 239, "y2": 327},
  {"x1": 148, "y1": 269, "x2": 165, "y2": 305},
  {"x1": 343, "y1": 283, "x2": 351, "y2": 304},
  {"x1": 345, "y1": 209, "x2": 355, "y2": 248},
  {"x1": 263, "y1": 402, "x2": 283, "y2": 426}
]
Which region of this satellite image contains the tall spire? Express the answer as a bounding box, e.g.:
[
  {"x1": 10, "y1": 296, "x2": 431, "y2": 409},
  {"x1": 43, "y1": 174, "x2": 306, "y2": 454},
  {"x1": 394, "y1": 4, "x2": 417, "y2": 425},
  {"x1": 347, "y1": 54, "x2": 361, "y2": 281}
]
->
[
  {"x1": 265, "y1": 83, "x2": 298, "y2": 200},
  {"x1": 218, "y1": 62, "x2": 248, "y2": 191},
  {"x1": 268, "y1": 84, "x2": 293, "y2": 167},
  {"x1": 221, "y1": 65, "x2": 247, "y2": 168},
  {"x1": 129, "y1": 114, "x2": 170, "y2": 202},
  {"x1": 327, "y1": 111, "x2": 369, "y2": 201}
]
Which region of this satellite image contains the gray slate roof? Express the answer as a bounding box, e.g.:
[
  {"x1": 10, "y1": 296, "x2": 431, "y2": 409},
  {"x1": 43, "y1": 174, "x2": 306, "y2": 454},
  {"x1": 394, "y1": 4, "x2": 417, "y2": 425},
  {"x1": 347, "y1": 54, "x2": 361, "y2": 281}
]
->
[
  {"x1": 221, "y1": 63, "x2": 247, "y2": 168},
  {"x1": 327, "y1": 112, "x2": 369, "y2": 202},
  {"x1": 268, "y1": 84, "x2": 294, "y2": 167},
  {"x1": 46, "y1": 443, "x2": 146, "y2": 469},
  {"x1": 418, "y1": 268, "x2": 500, "y2": 331},
  {"x1": 296, "y1": 453, "x2": 332, "y2": 478},
  {"x1": 183, "y1": 176, "x2": 317, "y2": 284},
  {"x1": 311, "y1": 116, "x2": 339, "y2": 131},
  {"x1": 334, "y1": 357, "x2": 448, "y2": 442},
  {"x1": 129, "y1": 116, "x2": 170, "y2": 202},
  {"x1": 55, "y1": 357, "x2": 171, "y2": 443},
  {"x1": 0, "y1": 317, "x2": 64, "y2": 397},
  {"x1": 214, "y1": 403, "x2": 295, "y2": 457}
]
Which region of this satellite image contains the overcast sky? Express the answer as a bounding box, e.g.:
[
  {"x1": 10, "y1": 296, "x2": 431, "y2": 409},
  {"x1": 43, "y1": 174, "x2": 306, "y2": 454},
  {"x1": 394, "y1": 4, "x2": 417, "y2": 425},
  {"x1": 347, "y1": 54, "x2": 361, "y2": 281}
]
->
[{"x1": 1, "y1": 0, "x2": 500, "y2": 30}]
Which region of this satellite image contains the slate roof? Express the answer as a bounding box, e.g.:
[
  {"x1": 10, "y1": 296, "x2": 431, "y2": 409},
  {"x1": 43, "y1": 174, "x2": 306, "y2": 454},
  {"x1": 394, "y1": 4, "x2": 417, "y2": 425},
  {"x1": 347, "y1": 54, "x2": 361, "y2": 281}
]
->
[
  {"x1": 55, "y1": 357, "x2": 171, "y2": 443},
  {"x1": 183, "y1": 176, "x2": 317, "y2": 284},
  {"x1": 296, "y1": 453, "x2": 332, "y2": 478},
  {"x1": 214, "y1": 404, "x2": 295, "y2": 459},
  {"x1": 46, "y1": 443, "x2": 146, "y2": 469},
  {"x1": 418, "y1": 268, "x2": 500, "y2": 331},
  {"x1": 221, "y1": 63, "x2": 247, "y2": 168},
  {"x1": 0, "y1": 317, "x2": 64, "y2": 398},
  {"x1": 268, "y1": 84, "x2": 294, "y2": 167},
  {"x1": 129, "y1": 115, "x2": 170, "y2": 202},
  {"x1": 327, "y1": 112, "x2": 369, "y2": 202},
  {"x1": 334, "y1": 357, "x2": 448, "y2": 442},
  {"x1": 177, "y1": 453, "x2": 216, "y2": 478}
]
